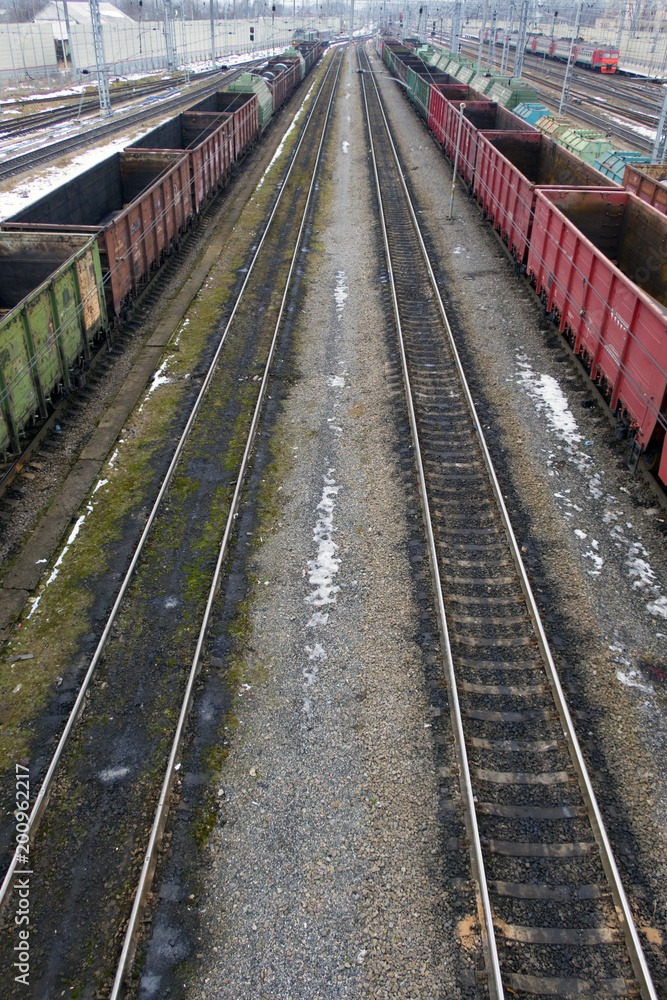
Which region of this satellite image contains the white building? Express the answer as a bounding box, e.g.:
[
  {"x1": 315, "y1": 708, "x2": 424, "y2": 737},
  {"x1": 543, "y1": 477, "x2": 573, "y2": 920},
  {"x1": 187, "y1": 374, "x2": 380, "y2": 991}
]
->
[{"x1": 34, "y1": 2, "x2": 135, "y2": 27}]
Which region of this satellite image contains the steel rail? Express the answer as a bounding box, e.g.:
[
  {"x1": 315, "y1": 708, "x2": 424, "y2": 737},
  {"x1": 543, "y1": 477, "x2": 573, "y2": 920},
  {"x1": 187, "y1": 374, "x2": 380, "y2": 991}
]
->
[
  {"x1": 457, "y1": 39, "x2": 660, "y2": 129},
  {"x1": 0, "y1": 66, "x2": 243, "y2": 182},
  {"x1": 362, "y1": 43, "x2": 659, "y2": 1000},
  {"x1": 0, "y1": 49, "x2": 339, "y2": 919},
  {"x1": 110, "y1": 46, "x2": 343, "y2": 997},
  {"x1": 359, "y1": 46, "x2": 504, "y2": 1000},
  {"x1": 0, "y1": 70, "x2": 224, "y2": 138}
]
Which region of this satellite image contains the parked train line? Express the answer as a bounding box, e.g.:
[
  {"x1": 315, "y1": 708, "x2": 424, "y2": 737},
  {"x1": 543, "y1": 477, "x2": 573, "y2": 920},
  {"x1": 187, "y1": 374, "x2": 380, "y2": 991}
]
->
[
  {"x1": 0, "y1": 41, "x2": 322, "y2": 485},
  {"x1": 462, "y1": 32, "x2": 619, "y2": 74},
  {"x1": 380, "y1": 36, "x2": 667, "y2": 495},
  {"x1": 361, "y1": 40, "x2": 657, "y2": 999},
  {"x1": 0, "y1": 44, "x2": 341, "y2": 997}
]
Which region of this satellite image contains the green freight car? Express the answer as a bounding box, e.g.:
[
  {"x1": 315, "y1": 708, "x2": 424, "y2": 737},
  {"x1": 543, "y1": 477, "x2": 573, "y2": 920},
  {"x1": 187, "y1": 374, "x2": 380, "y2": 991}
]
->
[{"x1": 0, "y1": 231, "x2": 108, "y2": 456}]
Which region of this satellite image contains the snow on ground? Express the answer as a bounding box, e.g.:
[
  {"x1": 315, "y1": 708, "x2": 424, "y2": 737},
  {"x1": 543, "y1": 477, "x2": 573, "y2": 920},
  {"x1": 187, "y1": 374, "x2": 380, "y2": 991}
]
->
[
  {"x1": 511, "y1": 350, "x2": 667, "y2": 625},
  {"x1": 0, "y1": 128, "x2": 159, "y2": 219},
  {"x1": 0, "y1": 45, "x2": 290, "y2": 110},
  {"x1": 607, "y1": 113, "x2": 656, "y2": 142}
]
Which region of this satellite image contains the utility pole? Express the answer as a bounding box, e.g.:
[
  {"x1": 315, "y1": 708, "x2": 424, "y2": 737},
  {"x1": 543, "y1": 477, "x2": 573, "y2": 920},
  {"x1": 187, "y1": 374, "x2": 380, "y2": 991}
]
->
[
  {"x1": 616, "y1": 4, "x2": 625, "y2": 50},
  {"x1": 451, "y1": 0, "x2": 461, "y2": 54},
  {"x1": 164, "y1": 0, "x2": 176, "y2": 71},
  {"x1": 477, "y1": 0, "x2": 488, "y2": 74},
  {"x1": 181, "y1": 3, "x2": 189, "y2": 85},
  {"x1": 513, "y1": 0, "x2": 528, "y2": 79},
  {"x1": 210, "y1": 0, "x2": 215, "y2": 67},
  {"x1": 63, "y1": 0, "x2": 78, "y2": 77},
  {"x1": 486, "y1": 7, "x2": 497, "y2": 71},
  {"x1": 89, "y1": 0, "x2": 111, "y2": 114},
  {"x1": 647, "y1": 16, "x2": 659, "y2": 79},
  {"x1": 500, "y1": 0, "x2": 513, "y2": 75},
  {"x1": 558, "y1": 0, "x2": 583, "y2": 115},
  {"x1": 652, "y1": 86, "x2": 667, "y2": 162}
]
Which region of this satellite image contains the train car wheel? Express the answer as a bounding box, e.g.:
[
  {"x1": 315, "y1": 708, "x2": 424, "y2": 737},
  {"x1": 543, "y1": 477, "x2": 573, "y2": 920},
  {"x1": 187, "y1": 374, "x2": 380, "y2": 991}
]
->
[{"x1": 641, "y1": 446, "x2": 660, "y2": 473}]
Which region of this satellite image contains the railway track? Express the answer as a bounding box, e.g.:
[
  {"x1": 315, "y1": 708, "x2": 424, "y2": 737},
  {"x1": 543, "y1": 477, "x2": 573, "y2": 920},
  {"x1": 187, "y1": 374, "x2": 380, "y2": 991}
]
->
[
  {"x1": 516, "y1": 72, "x2": 656, "y2": 152},
  {"x1": 360, "y1": 42, "x2": 658, "y2": 999},
  {"x1": 0, "y1": 70, "x2": 224, "y2": 139},
  {"x1": 0, "y1": 45, "x2": 342, "y2": 997},
  {"x1": 0, "y1": 65, "x2": 243, "y2": 182},
  {"x1": 455, "y1": 39, "x2": 660, "y2": 150},
  {"x1": 515, "y1": 64, "x2": 658, "y2": 152}
]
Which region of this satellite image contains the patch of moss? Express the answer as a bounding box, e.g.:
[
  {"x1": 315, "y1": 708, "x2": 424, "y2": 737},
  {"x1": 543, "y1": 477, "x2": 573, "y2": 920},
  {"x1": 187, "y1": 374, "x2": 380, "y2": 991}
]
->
[{"x1": 192, "y1": 800, "x2": 217, "y2": 848}]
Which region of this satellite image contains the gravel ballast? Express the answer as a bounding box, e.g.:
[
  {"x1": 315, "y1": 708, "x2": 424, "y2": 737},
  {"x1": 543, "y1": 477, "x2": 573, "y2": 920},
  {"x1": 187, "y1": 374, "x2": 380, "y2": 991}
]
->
[
  {"x1": 174, "y1": 44, "x2": 667, "y2": 998},
  {"x1": 73, "y1": 43, "x2": 667, "y2": 1000},
  {"x1": 177, "y1": 54, "x2": 471, "y2": 1000}
]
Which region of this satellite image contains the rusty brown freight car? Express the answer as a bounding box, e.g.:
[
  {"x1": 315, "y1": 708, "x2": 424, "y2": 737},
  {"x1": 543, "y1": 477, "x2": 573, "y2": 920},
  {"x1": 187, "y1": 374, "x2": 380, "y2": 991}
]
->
[
  {"x1": 128, "y1": 113, "x2": 234, "y2": 212},
  {"x1": 188, "y1": 91, "x2": 259, "y2": 162},
  {"x1": 2, "y1": 151, "x2": 193, "y2": 318},
  {"x1": 622, "y1": 162, "x2": 667, "y2": 217},
  {"x1": 261, "y1": 57, "x2": 300, "y2": 112}
]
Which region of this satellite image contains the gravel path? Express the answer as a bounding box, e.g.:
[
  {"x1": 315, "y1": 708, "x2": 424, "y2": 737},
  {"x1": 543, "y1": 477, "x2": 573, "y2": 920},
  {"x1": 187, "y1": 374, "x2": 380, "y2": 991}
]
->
[{"x1": 181, "y1": 52, "x2": 469, "y2": 1000}]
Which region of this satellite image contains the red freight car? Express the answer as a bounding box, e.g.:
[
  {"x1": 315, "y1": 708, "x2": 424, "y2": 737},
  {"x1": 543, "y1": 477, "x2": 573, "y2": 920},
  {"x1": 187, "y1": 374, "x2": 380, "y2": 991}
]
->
[
  {"x1": 527, "y1": 187, "x2": 667, "y2": 483},
  {"x1": 2, "y1": 151, "x2": 193, "y2": 317},
  {"x1": 473, "y1": 131, "x2": 611, "y2": 263},
  {"x1": 188, "y1": 91, "x2": 259, "y2": 163},
  {"x1": 622, "y1": 163, "x2": 667, "y2": 217},
  {"x1": 128, "y1": 112, "x2": 234, "y2": 212},
  {"x1": 427, "y1": 84, "x2": 473, "y2": 147},
  {"x1": 444, "y1": 101, "x2": 535, "y2": 187}
]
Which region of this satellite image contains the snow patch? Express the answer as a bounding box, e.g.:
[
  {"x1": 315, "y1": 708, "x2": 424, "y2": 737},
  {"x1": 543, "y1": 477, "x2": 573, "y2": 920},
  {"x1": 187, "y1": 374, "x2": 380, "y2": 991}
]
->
[
  {"x1": 616, "y1": 670, "x2": 655, "y2": 695},
  {"x1": 334, "y1": 270, "x2": 348, "y2": 319},
  {"x1": 304, "y1": 643, "x2": 327, "y2": 661},
  {"x1": 99, "y1": 767, "x2": 129, "y2": 783},
  {"x1": 647, "y1": 595, "x2": 667, "y2": 619},
  {"x1": 305, "y1": 474, "x2": 341, "y2": 609},
  {"x1": 515, "y1": 358, "x2": 582, "y2": 446},
  {"x1": 139, "y1": 357, "x2": 172, "y2": 410}
]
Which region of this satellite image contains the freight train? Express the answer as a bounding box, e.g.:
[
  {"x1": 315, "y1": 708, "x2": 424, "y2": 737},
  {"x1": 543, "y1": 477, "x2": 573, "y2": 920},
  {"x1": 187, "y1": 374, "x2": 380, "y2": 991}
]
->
[
  {"x1": 380, "y1": 36, "x2": 667, "y2": 488},
  {"x1": 482, "y1": 29, "x2": 619, "y2": 73},
  {"x1": 0, "y1": 41, "x2": 323, "y2": 459}
]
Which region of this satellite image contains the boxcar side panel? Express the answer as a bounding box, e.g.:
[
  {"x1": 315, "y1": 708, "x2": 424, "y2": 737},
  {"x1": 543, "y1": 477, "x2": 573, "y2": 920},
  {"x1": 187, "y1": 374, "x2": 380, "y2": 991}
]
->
[
  {"x1": 528, "y1": 191, "x2": 667, "y2": 480},
  {"x1": 0, "y1": 236, "x2": 107, "y2": 454},
  {"x1": 427, "y1": 85, "x2": 448, "y2": 146}
]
